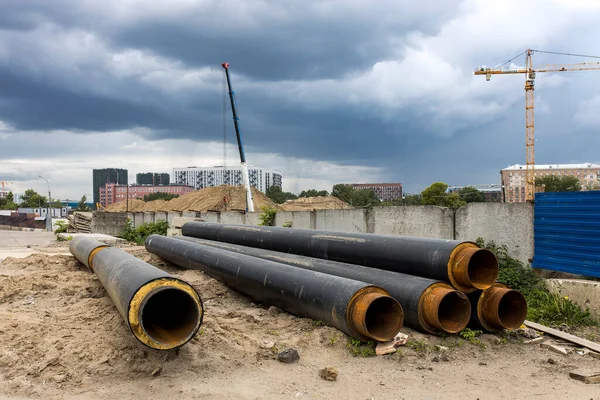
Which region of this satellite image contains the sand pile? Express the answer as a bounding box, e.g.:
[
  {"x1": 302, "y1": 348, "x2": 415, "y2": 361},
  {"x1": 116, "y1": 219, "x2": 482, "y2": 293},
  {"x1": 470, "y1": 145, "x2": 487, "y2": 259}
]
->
[
  {"x1": 103, "y1": 186, "x2": 278, "y2": 213},
  {"x1": 280, "y1": 196, "x2": 353, "y2": 211},
  {"x1": 157, "y1": 185, "x2": 278, "y2": 212},
  {"x1": 103, "y1": 199, "x2": 146, "y2": 212}
]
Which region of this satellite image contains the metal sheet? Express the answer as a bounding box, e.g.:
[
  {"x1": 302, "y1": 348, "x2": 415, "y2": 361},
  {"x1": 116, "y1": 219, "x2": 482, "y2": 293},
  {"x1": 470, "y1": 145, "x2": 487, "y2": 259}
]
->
[{"x1": 533, "y1": 191, "x2": 600, "y2": 277}]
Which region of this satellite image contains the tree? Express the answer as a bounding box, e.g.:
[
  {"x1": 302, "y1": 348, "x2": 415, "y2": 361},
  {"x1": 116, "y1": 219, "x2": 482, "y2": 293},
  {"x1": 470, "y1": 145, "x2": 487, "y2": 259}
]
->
[
  {"x1": 76, "y1": 195, "x2": 90, "y2": 211},
  {"x1": 298, "y1": 189, "x2": 329, "y2": 198},
  {"x1": 0, "y1": 191, "x2": 18, "y2": 210},
  {"x1": 444, "y1": 192, "x2": 466, "y2": 209},
  {"x1": 20, "y1": 189, "x2": 48, "y2": 208},
  {"x1": 331, "y1": 184, "x2": 354, "y2": 204},
  {"x1": 331, "y1": 184, "x2": 380, "y2": 207},
  {"x1": 457, "y1": 186, "x2": 486, "y2": 203},
  {"x1": 421, "y1": 182, "x2": 449, "y2": 206},
  {"x1": 404, "y1": 194, "x2": 422, "y2": 205},
  {"x1": 143, "y1": 192, "x2": 180, "y2": 202},
  {"x1": 536, "y1": 175, "x2": 581, "y2": 192},
  {"x1": 265, "y1": 186, "x2": 298, "y2": 204}
]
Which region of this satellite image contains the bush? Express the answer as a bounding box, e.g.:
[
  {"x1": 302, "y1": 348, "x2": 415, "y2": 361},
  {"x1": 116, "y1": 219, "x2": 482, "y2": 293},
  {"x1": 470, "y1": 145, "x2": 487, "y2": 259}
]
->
[
  {"x1": 120, "y1": 218, "x2": 169, "y2": 245},
  {"x1": 54, "y1": 220, "x2": 68, "y2": 235},
  {"x1": 258, "y1": 206, "x2": 277, "y2": 226},
  {"x1": 476, "y1": 238, "x2": 598, "y2": 328}
]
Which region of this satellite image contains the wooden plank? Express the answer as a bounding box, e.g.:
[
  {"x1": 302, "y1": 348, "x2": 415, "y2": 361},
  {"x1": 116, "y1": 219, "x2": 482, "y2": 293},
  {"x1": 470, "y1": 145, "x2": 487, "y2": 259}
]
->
[
  {"x1": 524, "y1": 320, "x2": 600, "y2": 353},
  {"x1": 569, "y1": 369, "x2": 600, "y2": 384}
]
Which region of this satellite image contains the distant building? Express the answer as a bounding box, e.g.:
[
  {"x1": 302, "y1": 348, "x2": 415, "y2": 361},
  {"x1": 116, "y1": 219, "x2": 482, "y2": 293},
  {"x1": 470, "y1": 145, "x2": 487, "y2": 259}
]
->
[
  {"x1": 136, "y1": 172, "x2": 170, "y2": 186},
  {"x1": 500, "y1": 163, "x2": 600, "y2": 203},
  {"x1": 172, "y1": 166, "x2": 282, "y2": 193},
  {"x1": 348, "y1": 183, "x2": 403, "y2": 202},
  {"x1": 99, "y1": 184, "x2": 194, "y2": 208},
  {"x1": 447, "y1": 184, "x2": 502, "y2": 202},
  {"x1": 93, "y1": 168, "x2": 128, "y2": 206}
]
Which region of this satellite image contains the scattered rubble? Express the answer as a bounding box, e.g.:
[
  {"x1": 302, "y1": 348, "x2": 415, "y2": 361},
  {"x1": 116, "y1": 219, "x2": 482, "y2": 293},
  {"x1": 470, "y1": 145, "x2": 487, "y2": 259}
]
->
[
  {"x1": 319, "y1": 366, "x2": 338, "y2": 381},
  {"x1": 277, "y1": 348, "x2": 300, "y2": 364}
]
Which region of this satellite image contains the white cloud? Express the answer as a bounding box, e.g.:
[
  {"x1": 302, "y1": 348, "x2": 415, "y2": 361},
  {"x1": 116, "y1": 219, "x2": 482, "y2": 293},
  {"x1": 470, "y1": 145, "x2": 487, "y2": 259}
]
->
[{"x1": 575, "y1": 95, "x2": 600, "y2": 127}]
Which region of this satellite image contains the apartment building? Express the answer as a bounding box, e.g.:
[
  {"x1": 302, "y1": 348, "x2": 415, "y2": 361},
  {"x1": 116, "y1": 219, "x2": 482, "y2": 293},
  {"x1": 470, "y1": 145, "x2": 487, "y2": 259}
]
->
[
  {"x1": 99, "y1": 183, "x2": 194, "y2": 207},
  {"x1": 500, "y1": 163, "x2": 600, "y2": 203},
  {"x1": 172, "y1": 166, "x2": 282, "y2": 193},
  {"x1": 349, "y1": 183, "x2": 402, "y2": 202}
]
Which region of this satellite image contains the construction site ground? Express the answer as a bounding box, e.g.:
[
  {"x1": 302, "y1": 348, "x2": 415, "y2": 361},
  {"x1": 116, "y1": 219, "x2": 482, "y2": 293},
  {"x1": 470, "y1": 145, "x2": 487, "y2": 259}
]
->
[{"x1": 1, "y1": 232, "x2": 599, "y2": 400}]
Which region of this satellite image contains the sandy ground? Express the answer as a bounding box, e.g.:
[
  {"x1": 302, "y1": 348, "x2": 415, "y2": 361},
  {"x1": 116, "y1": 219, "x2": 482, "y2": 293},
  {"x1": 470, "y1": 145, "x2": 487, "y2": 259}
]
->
[{"x1": 1, "y1": 239, "x2": 599, "y2": 399}]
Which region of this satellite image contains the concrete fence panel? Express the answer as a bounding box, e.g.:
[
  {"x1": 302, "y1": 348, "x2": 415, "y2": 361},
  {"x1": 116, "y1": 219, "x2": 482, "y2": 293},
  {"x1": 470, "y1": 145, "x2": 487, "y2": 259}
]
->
[
  {"x1": 315, "y1": 209, "x2": 367, "y2": 233},
  {"x1": 369, "y1": 206, "x2": 453, "y2": 239}
]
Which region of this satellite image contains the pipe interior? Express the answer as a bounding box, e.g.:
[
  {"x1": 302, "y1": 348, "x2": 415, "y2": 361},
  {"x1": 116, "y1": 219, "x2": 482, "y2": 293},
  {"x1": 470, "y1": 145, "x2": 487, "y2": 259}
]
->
[
  {"x1": 141, "y1": 288, "x2": 200, "y2": 345},
  {"x1": 364, "y1": 297, "x2": 404, "y2": 341},
  {"x1": 468, "y1": 249, "x2": 499, "y2": 289},
  {"x1": 437, "y1": 291, "x2": 470, "y2": 333},
  {"x1": 497, "y1": 290, "x2": 528, "y2": 329}
]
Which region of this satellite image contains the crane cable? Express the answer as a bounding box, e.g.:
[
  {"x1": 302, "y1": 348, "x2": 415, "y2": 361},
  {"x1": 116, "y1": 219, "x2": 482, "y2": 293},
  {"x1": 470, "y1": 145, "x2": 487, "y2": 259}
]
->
[
  {"x1": 532, "y1": 50, "x2": 600, "y2": 60},
  {"x1": 222, "y1": 68, "x2": 227, "y2": 183}
]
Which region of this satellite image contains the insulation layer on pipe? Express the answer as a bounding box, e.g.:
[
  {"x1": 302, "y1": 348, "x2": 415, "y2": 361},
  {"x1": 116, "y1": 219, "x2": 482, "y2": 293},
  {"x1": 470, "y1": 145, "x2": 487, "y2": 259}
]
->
[
  {"x1": 145, "y1": 235, "x2": 404, "y2": 342},
  {"x1": 181, "y1": 222, "x2": 499, "y2": 293},
  {"x1": 69, "y1": 237, "x2": 204, "y2": 350},
  {"x1": 467, "y1": 283, "x2": 528, "y2": 332},
  {"x1": 173, "y1": 236, "x2": 471, "y2": 334}
]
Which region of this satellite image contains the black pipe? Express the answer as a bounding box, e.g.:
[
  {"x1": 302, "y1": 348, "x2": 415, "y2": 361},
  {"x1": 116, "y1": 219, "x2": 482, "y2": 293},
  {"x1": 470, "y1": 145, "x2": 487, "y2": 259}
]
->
[
  {"x1": 181, "y1": 222, "x2": 498, "y2": 293},
  {"x1": 172, "y1": 236, "x2": 471, "y2": 334},
  {"x1": 69, "y1": 237, "x2": 204, "y2": 350},
  {"x1": 467, "y1": 283, "x2": 528, "y2": 332},
  {"x1": 145, "y1": 234, "x2": 404, "y2": 342}
]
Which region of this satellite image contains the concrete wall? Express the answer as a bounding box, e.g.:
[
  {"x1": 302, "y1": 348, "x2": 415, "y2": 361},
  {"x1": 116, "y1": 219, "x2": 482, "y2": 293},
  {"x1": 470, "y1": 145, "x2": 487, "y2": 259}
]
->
[
  {"x1": 369, "y1": 206, "x2": 453, "y2": 239},
  {"x1": 455, "y1": 202, "x2": 534, "y2": 265},
  {"x1": 315, "y1": 209, "x2": 367, "y2": 233},
  {"x1": 201, "y1": 212, "x2": 220, "y2": 223},
  {"x1": 547, "y1": 279, "x2": 600, "y2": 320},
  {"x1": 275, "y1": 211, "x2": 315, "y2": 229},
  {"x1": 221, "y1": 212, "x2": 245, "y2": 225},
  {"x1": 91, "y1": 211, "x2": 130, "y2": 236}
]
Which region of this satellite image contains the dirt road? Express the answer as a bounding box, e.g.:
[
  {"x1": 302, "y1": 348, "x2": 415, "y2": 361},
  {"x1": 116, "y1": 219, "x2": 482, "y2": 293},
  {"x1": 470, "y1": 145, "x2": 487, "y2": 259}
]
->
[{"x1": 0, "y1": 244, "x2": 599, "y2": 400}]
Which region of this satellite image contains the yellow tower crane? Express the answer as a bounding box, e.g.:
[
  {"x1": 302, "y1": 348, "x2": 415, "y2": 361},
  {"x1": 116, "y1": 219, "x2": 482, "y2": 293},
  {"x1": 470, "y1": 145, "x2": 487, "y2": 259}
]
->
[
  {"x1": 475, "y1": 49, "x2": 600, "y2": 201},
  {"x1": 0, "y1": 180, "x2": 13, "y2": 192}
]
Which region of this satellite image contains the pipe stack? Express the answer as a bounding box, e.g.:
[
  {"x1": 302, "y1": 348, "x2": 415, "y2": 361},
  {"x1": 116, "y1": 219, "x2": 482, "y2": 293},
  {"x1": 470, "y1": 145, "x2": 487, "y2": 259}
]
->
[{"x1": 176, "y1": 222, "x2": 527, "y2": 334}]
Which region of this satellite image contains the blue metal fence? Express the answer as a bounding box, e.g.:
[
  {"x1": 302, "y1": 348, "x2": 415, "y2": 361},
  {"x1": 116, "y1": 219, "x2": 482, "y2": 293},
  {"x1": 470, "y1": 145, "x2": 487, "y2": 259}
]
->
[{"x1": 533, "y1": 191, "x2": 600, "y2": 278}]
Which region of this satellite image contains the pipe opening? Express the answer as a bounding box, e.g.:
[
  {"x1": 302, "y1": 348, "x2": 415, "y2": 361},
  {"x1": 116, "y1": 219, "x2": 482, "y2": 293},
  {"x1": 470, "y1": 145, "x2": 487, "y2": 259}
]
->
[
  {"x1": 437, "y1": 291, "x2": 471, "y2": 333},
  {"x1": 467, "y1": 249, "x2": 498, "y2": 290},
  {"x1": 497, "y1": 290, "x2": 527, "y2": 329},
  {"x1": 363, "y1": 296, "x2": 404, "y2": 342},
  {"x1": 141, "y1": 288, "x2": 200, "y2": 346}
]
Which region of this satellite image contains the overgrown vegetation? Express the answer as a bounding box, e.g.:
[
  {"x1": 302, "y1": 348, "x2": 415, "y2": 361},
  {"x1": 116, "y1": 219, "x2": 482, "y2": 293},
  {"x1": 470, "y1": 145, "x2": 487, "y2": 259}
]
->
[
  {"x1": 54, "y1": 220, "x2": 68, "y2": 235},
  {"x1": 258, "y1": 206, "x2": 277, "y2": 226},
  {"x1": 0, "y1": 191, "x2": 18, "y2": 210},
  {"x1": 120, "y1": 218, "x2": 169, "y2": 245},
  {"x1": 477, "y1": 238, "x2": 598, "y2": 328},
  {"x1": 143, "y1": 192, "x2": 180, "y2": 202},
  {"x1": 282, "y1": 220, "x2": 293, "y2": 228},
  {"x1": 459, "y1": 328, "x2": 486, "y2": 350},
  {"x1": 346, "y1": 338, "x2": 376, "y2": 357}
]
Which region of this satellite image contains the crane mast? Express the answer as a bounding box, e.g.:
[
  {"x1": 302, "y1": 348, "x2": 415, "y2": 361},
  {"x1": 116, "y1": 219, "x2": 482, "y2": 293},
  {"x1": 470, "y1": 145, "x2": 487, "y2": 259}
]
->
[
  {"x1": 222, "y1": 62, "x2": 255, "y2": 213},
  {"x1": 475, "y1": 49, "x2": 600, "y2": 202}
]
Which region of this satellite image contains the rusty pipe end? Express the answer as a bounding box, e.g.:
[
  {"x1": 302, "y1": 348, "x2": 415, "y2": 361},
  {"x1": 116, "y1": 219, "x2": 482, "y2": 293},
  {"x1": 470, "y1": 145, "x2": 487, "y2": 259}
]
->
[
  {"x1": 420, "y1": 283, "x2": 471, "y2": 334},
  {"x1": 479, "y1": 283, "x2": 527, "y2": 332},
  {"x1": 347, "y1": 287, "x2": 404, "y2": 342},
  {"x1": 449, "y1": 244, "x2": 499, "y2": 292},
  {"x1": 128, "y1": 278, "x2": 204, "y2": 350}
]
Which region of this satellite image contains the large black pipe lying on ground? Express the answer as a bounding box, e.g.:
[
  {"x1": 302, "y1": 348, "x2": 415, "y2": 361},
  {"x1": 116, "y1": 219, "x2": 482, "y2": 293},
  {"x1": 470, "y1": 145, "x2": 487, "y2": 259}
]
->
[
  {"x1": 145, "y1": 234, "x2": 404, "y2": 342},
  {"x1": 174, "y1": 236, "x2": 471, "y2": 334},
  {"x1": 69, "y1": 237, "x2": 204, "y2": 350},
  {"x1": 467, "y1": 283, "x2": 528, "y2": 332},
  {"x1": 181, "y1": 222, "x2": 499, "y2": 293}
]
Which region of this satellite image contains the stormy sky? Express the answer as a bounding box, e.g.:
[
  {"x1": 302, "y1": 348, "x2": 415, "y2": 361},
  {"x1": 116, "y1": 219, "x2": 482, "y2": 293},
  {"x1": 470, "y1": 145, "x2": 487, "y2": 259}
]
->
[{"x1": 2, "y1": 0, "x2": 600, "y2": 201}]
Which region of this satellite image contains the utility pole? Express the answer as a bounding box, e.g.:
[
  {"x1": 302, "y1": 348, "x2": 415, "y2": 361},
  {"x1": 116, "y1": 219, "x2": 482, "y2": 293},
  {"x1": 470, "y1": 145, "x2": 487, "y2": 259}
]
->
[{"x1": 39, "y1": 175, "x2": 52, "y2": 232}]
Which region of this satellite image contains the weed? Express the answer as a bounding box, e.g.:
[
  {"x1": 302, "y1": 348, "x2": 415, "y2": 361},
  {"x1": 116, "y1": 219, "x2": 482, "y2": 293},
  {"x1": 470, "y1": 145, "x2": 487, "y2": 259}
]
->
[
  {"x1": 406, "y1": 339, "x2": 428, "y2": 353},
  {"x1": 312, "y1": 320, "x2": 327, "y2": 327},
  {"x1": 120, "y1": 218, "x2": 168, "y2": 245},
  {"x1": 282, "y1": 221, "x2": 293, "y2": 228},
  {"x1": 258, "y1": 206, "x2": 277, "y2": 226},
  {"x1": 54, "y1": 220, "x2": 68, "y2": 236},
  {"x1": 346, "y1": 338, "x2": 376, "y2": 357},
  {"x1": 476, "y1": 238, "x2": 598, "y2": 328},
  {"x1": 329, "y1": 334, "x2": 339, "y2": 345}
]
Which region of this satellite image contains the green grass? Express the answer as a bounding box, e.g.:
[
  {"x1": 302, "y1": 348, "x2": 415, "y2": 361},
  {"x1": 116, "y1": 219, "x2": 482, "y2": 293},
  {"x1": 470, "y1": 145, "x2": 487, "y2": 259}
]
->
[
  {"x1": 406, "y1": 339, "x2": 428, "y2": 353},
  {"x1": 120, "y1": 218, "x2": 168, "y2": 245},
  {"x1": 346, "y1": 338, "x2": 376, "y2": 357},
  {"x1": 459, "y1": 328, "x2": 486, "y2": 350},
  {"x1": 477, "y1": 238, "x2": 598, "y2": 328}
]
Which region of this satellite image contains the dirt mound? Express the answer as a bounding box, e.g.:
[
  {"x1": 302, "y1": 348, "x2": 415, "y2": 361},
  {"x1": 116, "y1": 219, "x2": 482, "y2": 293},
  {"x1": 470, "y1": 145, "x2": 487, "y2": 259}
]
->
[
  {"x1": 143, "y1": 199, "x2": 169, "y2": 212},
  {"x1": 280, "y1": 196, "x2": 353, "y2": 211},
  {"x1": 157, "y1": 185, "x2": 279, "y2": 212},
  {"x1": 103, "y1": 199, "x2": 146, "y2": 212}
]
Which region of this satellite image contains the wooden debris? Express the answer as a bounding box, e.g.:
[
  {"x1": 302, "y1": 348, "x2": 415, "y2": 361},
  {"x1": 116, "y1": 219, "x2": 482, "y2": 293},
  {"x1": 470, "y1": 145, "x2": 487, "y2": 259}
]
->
[
  {"x1": 541, "y1": 342, "x2": 569, "y2": 356},
  {"x1": 524, "y1": 320, "x2": 600, "y2": 354},
  {"x1": 569, "y1": 369, "x2": 600, "y2": 384},
  {"x1": 376, "y1": 332, "x2": 409, "y2": 356},
  {"x1": 524, "y1": 337, "x2": 545, "y2": 345}
]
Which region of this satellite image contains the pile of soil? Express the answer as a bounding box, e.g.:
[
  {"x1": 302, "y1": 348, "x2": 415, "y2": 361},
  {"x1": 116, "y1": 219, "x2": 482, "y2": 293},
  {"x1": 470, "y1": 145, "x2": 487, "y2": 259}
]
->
[
  {"x1": 103, "y1": 186, "x2": 279, "y2": 213},
  {"x1": 280, "y1": 196, "x2": 353, "y2": 211}
]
